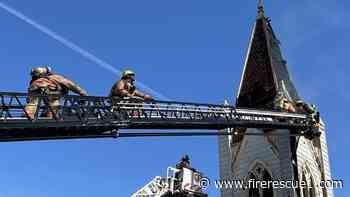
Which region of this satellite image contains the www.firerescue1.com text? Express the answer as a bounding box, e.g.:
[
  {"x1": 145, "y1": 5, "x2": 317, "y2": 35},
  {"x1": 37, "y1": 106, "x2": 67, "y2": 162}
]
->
[{"x1": 199, "y1": 177, "x2": 343, "y2": 190}]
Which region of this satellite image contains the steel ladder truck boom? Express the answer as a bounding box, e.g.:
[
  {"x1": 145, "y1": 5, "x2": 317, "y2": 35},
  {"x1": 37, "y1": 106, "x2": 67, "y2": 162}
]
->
[{"x1": 0, "y1": 92, "x2": 320, "y2": 142}]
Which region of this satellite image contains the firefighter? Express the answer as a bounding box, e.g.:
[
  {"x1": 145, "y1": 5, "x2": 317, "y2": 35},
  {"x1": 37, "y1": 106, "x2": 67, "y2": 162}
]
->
[
  {"x1": 109, "y1": 69, "x2": 152, "y2": 101},
  {"x1": 176, "y1": 155, "x2": 191, "y2": 170},
  {"x1": 24, "y1": 66, "x2": 88, "y2": 119},
  {"x1": 275, "y1": 95, "x2": 295, "y2": 113},
  {"x1": 295, "y1": 100, "x2": 320, "y2": 124},
  {"x1": 174, "y1": 154, "x2": 192, "y2": 188},
  {"x1": 295, "y1": 100, "x2": 321, "y2": 139}
]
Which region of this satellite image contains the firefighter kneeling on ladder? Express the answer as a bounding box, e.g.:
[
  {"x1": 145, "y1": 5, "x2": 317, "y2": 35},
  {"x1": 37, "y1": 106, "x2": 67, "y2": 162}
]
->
[
  {"x1": 275, "y1": 95, "x2": 321, "y2": 139},
  {"x1": 24, "y1": 66, "x2": 88, "y2": 119},
  {"x1": 295, "y1": 100, "x2": 321, "y2": 139},
  {"x1": 109, "y1": 69, "x2": 153, "y2": 117}
]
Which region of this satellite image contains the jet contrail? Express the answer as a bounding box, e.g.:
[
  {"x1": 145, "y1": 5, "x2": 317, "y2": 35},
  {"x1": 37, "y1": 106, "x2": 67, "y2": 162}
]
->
[{"x1": 0, "y1": 2, "x2": 169, "y2": 100}]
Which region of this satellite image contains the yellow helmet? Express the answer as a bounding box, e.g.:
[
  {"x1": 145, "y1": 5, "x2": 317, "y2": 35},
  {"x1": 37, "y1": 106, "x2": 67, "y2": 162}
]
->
[
  {"x1": 31, "y1": 66, "x2": 52, "y2": 77},
  {"x1": 295, "y1": 100, "x2": 304, "y2": 106},
  {"x1": 122, "y1": 69, "x2": 135, "y2": 78}
]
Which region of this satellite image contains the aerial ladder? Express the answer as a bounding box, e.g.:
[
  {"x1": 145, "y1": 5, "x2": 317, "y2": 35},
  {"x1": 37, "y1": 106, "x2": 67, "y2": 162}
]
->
[{"x1": 0, "y1": 92, "x2": 320, "y2": 142}]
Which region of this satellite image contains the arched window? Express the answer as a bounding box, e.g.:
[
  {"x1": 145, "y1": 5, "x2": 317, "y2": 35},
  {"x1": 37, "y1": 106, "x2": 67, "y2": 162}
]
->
[
  {"x1": 308, "y1": 176, "x2": 316, "y2": 197},
  {"x1": 248, "y1": 163, "x2": 274, "y2": 197},
  {"x1": 249, "y1": 174, "x2": 260, "y2": 197},
  {"x1": 321, "y1": 185, "x2": 327, "y2": 197},
  {"x1": 302, "y1": 165, "x2": 318, "y2": 197},
  {"x1": 262, "y1": 170, "x2": 273, "y2": 197},
  {"x1": 302, "y1": 173, "x2": 309, "y2": 197}
]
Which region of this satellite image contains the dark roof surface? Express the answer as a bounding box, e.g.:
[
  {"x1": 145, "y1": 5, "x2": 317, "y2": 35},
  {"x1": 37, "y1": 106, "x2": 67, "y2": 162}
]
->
[{"x1": 236, "y1": 5, "x2": 299, "y2": 109}]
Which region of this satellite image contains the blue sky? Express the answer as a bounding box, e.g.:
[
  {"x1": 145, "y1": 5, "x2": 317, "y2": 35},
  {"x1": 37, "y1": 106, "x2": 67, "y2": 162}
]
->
[{"x1": 0, "y1": 0, "x2": 348, "y2": 196}]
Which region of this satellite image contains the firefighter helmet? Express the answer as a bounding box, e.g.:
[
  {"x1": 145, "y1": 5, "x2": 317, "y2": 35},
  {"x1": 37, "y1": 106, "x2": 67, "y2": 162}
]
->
[
  {"x1": 122, "y1": 69, "x2": 135, "y2": 78},
  {"x1": 295, "y1": 100, "x2": 304, "y2": 106},
  {"x1": 31, "y1": 66, "x2": 52, "y2": 78},
  {"x1": 181, "y1": 154, "x2": 190, "y2": 162}
]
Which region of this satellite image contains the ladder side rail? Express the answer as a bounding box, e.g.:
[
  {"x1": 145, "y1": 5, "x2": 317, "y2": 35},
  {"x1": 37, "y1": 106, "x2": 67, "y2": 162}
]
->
[
  {"x1": 0, "y1": 92, "x2": 308, "y2": 121},
  {"x1": 116, "y1": 102, "x2": 307, "y2": 120},
  {"x1": 122, "y1": 105, "x2": 310, "y2": 128},
  {"x1": 0, "y1": 92, "x2": 314, "y2": 133}
]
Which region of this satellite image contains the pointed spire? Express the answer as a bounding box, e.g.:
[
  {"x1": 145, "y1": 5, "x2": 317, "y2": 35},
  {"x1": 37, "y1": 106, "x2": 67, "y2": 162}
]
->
[
  {"x1": 236, "y1": 1, "x2": 299, "y2": 108},
  {"x1": 257, "y1": 0, "x2": 265, "y2": 18}
]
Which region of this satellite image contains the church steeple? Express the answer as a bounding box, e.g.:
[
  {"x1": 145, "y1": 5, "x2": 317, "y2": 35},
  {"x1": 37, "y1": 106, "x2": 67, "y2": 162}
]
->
[
  {"x1": 220, "y1": 5, "x2": 334, "y2": 197},
  {"x1": 236, "y1": 2, "x2": 299, "y2": 108},
  {"x1": 257, "y1": 0, "x2": 265, "y2": 18}
]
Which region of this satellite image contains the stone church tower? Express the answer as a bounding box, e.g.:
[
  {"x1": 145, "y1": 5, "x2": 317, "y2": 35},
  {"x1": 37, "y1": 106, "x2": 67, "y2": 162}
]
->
[{"x1": 218, "y1": 3, "x2": 333, "y2": 197}]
